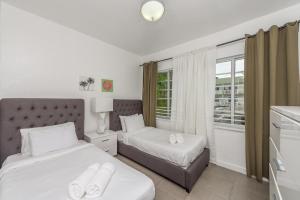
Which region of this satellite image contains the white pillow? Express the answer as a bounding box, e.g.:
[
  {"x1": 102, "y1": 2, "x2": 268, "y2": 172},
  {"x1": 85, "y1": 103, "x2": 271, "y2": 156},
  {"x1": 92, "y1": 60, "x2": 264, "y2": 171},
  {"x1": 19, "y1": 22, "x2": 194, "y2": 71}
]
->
[
  {"x1": 20, "y1": 122, "x2": 78, "y2": 155},
  {"x1": 124, "y1": 114, "x2": 145, "y2": 133},
  {"x1": 138, "y1": 114, "x2": 145, "y2": 127},
  {"x1": 20, "y1": 130, "x2": 32, "y2": 155},
  {"x1": 119, "y1": 116, "x2": 127, "y2": 132},
  {"x1": 29, "y1": 122, "x2": 78, "y2": 156},
  {"x1": 119, "y1": 114, "x2": 138, "y2": 132}
]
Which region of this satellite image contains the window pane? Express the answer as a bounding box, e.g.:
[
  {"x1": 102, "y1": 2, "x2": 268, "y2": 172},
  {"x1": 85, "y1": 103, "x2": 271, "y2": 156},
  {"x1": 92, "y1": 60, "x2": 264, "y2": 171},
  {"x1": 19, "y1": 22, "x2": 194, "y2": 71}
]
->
[
  {"x1": 235, "y1": 59, "x2": 244, "y2": 73},
  {"x1": 234, "y1": 59, "x2": 245, "y2": 125},
  {"x1": 216, "y1": 61, "x2": 231, "y2": 78},
  {"x1": 156, "y1": 70, "x2": 173, "y2": 119},
  {"x1": 157, "y1": 99, "x2": 167, "y2": 107},
  {"x1": 157, "y1": 90, "x2": 168, "y2": 98},
  {"x1": 156, "y1": 99, "x2": 169, "y2": 118},
  {"x1": 157, "y1": 72, "x2": 168, "y2": 81},
  {"x1": 157, "y1": 81, "x2": 168, "y2": 90},
  {"x1": 215, "y1": 61, "x2": 232, "y2": 124}
]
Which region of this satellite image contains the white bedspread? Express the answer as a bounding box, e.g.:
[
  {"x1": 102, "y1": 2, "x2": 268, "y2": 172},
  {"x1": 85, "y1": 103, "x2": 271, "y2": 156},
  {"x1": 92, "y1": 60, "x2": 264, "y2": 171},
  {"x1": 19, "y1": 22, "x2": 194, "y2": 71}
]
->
[
  {"x1": 0, "y1": 142, "x2": 155, "y2": 200},
  {"x1": 125, "y1": 127, "x2": 206, "y2": 168}
]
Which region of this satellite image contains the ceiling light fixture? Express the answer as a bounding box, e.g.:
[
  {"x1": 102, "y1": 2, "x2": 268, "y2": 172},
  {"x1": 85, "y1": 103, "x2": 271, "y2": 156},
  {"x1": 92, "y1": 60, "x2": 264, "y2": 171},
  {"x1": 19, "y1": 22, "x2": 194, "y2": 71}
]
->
[{"x1": 141, "y1": 0, "x2": 165, "y2": 22}]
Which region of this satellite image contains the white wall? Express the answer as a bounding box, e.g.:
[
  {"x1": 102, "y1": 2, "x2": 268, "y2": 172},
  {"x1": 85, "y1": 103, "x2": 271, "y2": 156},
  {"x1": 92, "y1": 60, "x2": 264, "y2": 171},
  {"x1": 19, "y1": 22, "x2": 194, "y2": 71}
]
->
[
  {"x1": 214, "y1": 127, "x2": 246, "y2": 174},
  {"x1": 0, "y1": 3, "x2": 143, "y2": 132},
  {"x1": 144, "y1": 3, "x2": 300, "y2": 174}
]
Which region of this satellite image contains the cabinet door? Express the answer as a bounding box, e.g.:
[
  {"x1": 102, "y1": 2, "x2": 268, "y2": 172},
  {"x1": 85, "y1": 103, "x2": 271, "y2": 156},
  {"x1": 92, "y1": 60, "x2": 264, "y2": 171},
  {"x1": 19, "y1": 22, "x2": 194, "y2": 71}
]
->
[
  {"x1": 270, "y1": 110, "x2": 281, "y2": 150},
  {"x1": 269, "y1": 138, "x2": 284, "y2": 179},
  {"x1": 269, "y1": 165, "x2": 282, "y2": 200},
  {"x1": 270, "y1": 109, "x2": 300, "y2": 200}
]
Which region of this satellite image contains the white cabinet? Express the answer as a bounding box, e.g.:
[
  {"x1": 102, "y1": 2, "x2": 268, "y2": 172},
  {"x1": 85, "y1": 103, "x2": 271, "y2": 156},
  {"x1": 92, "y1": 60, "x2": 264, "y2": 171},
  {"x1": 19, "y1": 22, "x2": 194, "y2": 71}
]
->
[
  {"x1": 270, "y1": 106, "x2": 300, "y2": 200},
  {"x1": 84, "y1": 130, "x2": 117, "y2": 156}
]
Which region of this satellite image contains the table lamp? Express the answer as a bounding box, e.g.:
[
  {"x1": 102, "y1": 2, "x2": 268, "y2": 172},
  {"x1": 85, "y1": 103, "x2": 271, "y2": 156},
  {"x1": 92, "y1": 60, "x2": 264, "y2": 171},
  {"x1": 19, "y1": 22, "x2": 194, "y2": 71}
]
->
[{"x1": 91, "y1": 97, "x2": 113, "y2": 134}]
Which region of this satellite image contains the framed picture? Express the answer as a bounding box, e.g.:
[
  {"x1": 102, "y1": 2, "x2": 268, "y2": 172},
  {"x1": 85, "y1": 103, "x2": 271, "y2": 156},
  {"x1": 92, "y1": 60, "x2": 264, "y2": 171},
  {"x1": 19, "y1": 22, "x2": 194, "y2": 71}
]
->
[
  {"x1": 102, "y1": 79, "x2": 113, "y2": 92},
  {"x1": 79, "y1": 76, "x2": 95, "y2": 91}
]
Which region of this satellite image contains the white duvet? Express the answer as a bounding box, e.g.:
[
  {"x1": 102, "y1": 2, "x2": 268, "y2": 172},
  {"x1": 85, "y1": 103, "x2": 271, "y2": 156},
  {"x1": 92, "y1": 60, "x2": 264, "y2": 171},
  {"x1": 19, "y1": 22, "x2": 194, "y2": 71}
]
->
[
  {"x1": 122, "y1": 127, "x2": 206, "y2": 168},
  {"x1": 0, "y1": 142, "x2": 155, "y2": 200}
]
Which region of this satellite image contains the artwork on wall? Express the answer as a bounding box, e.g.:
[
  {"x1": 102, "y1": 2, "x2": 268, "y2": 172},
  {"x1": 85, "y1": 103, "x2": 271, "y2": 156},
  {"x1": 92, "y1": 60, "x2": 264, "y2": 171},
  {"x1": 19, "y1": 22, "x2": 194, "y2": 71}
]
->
[
  {"x1": 79, "y1": 76, "x2": 95, "y2": 91},
  {"x1": 102, "y1": 79, "x2": 113, "y2": 92}
]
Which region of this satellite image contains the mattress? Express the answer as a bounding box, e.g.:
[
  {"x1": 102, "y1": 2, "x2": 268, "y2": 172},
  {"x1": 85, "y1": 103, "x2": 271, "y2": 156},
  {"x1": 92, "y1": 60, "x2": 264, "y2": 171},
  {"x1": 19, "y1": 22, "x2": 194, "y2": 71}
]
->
[
  {"x1": 122, "y1": 127, "x2": 206, "y2": 168},
  {"x1": 0, "y1": 141, "x2": 155, "y2": 200}
]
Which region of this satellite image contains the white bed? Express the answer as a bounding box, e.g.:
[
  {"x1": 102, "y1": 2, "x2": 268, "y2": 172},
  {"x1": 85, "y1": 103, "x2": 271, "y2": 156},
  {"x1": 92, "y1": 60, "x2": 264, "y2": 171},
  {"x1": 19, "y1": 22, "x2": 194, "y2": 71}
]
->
[
  {"x1": 118, "y1": 127, "x2": 206, "y2": 168},
  {"x1": 0, "y1": 141, "x2": 155, "y2": 200}
]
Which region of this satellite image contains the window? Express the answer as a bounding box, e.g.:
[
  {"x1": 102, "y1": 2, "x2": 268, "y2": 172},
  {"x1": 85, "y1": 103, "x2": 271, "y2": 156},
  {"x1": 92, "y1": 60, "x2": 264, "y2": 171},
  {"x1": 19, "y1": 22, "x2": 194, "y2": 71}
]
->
[
  {"x1": 156, "y1": 70, "x2": 172, "y2": 119},
  {"x1": 214, "y1": 55, "x2": 245, "y2": 126}
]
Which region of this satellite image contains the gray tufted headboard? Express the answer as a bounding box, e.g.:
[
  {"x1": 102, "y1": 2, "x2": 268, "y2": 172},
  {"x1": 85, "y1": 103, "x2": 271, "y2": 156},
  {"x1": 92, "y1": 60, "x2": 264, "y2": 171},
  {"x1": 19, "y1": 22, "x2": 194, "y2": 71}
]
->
[
  {"x1": 109, "y1": 99, "x2": 143, "y2": 131},
  {"x1": 0, "y1": 98, "x2": 84, "y2": 165}
]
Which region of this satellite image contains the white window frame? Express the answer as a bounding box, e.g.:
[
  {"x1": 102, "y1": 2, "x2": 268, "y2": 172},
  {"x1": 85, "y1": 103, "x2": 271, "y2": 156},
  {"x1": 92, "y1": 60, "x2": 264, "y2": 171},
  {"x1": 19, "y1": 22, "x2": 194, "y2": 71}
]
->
[
  {"x1": 156, "y1": 69, "x2": 172, "y2": 120},
  {"x1": 214, "y1": 54, "x2": 245, "y2": 129}
]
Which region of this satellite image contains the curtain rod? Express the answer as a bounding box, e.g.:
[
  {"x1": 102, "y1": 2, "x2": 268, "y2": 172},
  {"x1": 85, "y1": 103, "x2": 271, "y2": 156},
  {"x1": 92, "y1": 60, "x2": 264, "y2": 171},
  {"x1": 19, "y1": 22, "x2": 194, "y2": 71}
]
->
[
  {"x1": 140, "y1": 20, "x2": 300, "y2": 67},
  {"x1": 139, "y1": 57, "x2": 173, "y2": 67},
  {"x1": 139, "y1": 37, "x2": 245, "y2": 66},
  {"x1": 139, "y1": 36, "x2": 242, "y2": 66}
]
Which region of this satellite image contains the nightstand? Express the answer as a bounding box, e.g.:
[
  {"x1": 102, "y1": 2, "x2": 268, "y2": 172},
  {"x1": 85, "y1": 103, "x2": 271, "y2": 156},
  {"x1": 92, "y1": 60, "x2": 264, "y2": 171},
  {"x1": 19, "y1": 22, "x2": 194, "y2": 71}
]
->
[{"x1": 84, "y1": 130, "x2": 117, "y2": 156}]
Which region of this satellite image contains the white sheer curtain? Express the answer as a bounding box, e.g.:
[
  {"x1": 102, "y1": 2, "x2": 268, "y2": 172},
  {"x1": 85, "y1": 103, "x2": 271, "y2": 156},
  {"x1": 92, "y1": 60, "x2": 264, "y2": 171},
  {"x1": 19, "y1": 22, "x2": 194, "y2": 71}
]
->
[{"x1": 171, "y1": 47, "x2": 216, "y2": 154}]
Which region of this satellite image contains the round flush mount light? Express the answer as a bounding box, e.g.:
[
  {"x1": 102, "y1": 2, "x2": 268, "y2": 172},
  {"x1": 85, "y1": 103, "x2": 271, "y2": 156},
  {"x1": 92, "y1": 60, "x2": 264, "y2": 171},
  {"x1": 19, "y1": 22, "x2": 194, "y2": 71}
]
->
[{"x1": 141, "y1": 0, "x2": 165, "y2": 22}]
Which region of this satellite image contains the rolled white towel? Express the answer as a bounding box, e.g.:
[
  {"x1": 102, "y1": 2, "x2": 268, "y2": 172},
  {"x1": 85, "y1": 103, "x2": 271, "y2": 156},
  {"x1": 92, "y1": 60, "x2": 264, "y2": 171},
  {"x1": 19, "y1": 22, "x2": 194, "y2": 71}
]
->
[
  {"x1": 85, "y1": 162, "x2": 116, "y2": 199},
  {"x1": 169, "y1": 134, "x2": 177, "y2": 144},
  {"x1": 176, "y1": 134, "x2": 184, "y2": 144},
  {"x1": 68, "y1": 163, "x2": 100, "y2": 200}
]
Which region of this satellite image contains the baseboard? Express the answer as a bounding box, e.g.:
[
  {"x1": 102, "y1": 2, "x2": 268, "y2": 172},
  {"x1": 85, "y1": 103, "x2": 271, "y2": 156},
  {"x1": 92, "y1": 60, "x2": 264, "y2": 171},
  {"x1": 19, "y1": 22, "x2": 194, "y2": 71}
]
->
[
  {"x1": 210, "y1": 160, "x2": 269, "y2": 182},
  {"x1": 214, "y1": 160, "x2": 246, "y2": 174},
  {"x1": 250, "y1": 175, "x2": 269, "y2": 183}
]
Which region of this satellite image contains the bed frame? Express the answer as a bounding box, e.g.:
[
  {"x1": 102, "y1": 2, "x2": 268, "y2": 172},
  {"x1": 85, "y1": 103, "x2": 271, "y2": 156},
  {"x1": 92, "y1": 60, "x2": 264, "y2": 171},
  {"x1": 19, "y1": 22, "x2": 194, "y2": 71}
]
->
[
  {"x1": 109, "y1": 99, "x2": 209, "y2": 192},
  {"x1": 0, "y1": 98, "x2": 85, "y2": 166}
]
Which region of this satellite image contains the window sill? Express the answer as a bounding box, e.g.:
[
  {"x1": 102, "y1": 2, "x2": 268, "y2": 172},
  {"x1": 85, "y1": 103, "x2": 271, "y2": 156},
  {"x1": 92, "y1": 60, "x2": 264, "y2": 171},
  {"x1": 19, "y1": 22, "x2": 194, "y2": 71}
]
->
[
  {"x1": 155, "y1": 120, "x2": 245, "y2": 132},
  {"x1": 214, "y1": 123, "x2": 245, "y2": 132}
]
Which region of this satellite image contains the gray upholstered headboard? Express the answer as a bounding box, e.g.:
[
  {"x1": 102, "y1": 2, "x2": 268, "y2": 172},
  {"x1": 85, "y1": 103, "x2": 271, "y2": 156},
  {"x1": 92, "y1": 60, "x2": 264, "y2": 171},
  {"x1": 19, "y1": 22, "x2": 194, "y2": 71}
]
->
[
  {"x1": 0, "y1": 98, "x2": 84, "y2": 165},
  {"x1": 109, "y1": 99, "x2": 143, "y2": 131}
]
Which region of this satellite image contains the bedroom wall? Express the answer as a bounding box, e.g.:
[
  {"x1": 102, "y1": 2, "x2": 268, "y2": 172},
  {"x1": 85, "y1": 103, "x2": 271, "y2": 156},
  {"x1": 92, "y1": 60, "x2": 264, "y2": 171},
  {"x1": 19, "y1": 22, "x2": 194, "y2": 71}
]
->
[
  {"x1": 144, "y1": 3, "x2": 300, "y2": 174},
  {"x1": 0, "y1": 3, "x2": 143, "y2": 132}
]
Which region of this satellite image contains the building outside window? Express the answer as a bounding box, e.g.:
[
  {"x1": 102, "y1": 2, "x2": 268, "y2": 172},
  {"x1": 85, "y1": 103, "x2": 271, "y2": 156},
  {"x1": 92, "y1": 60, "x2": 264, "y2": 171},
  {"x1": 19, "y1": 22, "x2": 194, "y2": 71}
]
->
[{"x1": 214, "y1": 55, "x2": 245, "y2": 126}]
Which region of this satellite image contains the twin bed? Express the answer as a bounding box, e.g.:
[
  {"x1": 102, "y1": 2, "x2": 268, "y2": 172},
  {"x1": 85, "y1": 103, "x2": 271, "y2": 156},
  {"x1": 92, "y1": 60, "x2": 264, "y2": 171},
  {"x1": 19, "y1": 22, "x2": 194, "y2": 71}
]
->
[
  {"x1": 0, "y1": 99, "x2": 154, "y2": 200},
  {"x1": 0, "y1": 98, "x2": 209, "y2": 200},
  {"x1": 110, "y1": 99, "x2": 209, "y2": 192}
]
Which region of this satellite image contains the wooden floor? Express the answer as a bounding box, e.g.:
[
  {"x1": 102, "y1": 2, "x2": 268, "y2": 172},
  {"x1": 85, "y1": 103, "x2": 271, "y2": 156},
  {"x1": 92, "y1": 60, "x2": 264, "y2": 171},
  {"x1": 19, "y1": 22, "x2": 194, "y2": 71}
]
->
[{"x1": 117, "y1": 155, "x2": 269, "y2": 200}]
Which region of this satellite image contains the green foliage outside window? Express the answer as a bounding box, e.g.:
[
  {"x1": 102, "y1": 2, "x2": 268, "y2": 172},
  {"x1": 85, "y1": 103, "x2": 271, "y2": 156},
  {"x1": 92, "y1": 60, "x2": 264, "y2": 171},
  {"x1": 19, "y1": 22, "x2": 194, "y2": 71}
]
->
[{"x1": 156, "y1": 70, "x2": 172, "y2": 119}]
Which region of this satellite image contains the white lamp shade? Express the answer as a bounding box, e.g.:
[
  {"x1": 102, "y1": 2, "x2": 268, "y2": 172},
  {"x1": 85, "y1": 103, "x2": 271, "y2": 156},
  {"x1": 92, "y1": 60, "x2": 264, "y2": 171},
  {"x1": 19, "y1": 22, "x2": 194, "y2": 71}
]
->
[
  {"x1": 92, "y1": 97, "x2": 113, "y2": 113},
  {"x1": 141, "y1": 1, "x2": 165, "y2": 22}
]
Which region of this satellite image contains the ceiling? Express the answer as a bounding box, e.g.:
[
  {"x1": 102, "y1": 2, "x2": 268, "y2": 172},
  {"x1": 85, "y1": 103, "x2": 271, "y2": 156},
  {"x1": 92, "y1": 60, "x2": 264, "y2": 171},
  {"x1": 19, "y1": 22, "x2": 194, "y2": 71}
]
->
[{"x1": 3, "y1": 0, "x2": 300, "y2": 55}]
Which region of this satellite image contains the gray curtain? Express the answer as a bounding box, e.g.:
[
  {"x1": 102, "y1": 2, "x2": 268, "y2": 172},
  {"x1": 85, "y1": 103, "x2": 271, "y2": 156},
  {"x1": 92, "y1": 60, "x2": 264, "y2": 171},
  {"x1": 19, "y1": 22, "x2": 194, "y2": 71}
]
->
[
  {"x1": 245, "y1": 21, "x2": 300, "y2": 182},
  {"x1": 142, "y1": 62, "x2": 157, "y2": 127}
]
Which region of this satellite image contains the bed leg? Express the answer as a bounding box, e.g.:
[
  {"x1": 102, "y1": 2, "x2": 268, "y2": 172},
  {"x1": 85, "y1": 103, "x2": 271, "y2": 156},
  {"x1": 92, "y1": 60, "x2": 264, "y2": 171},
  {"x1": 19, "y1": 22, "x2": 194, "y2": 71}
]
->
[{"x1": 185, "y1": 188, "x2": 191, "y2": 193}]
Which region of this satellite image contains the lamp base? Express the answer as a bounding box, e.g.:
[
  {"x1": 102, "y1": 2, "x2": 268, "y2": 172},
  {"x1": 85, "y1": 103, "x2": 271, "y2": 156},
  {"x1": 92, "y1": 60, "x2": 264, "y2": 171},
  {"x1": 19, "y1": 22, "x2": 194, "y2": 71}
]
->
[
  {"x1": 96, "y1": 128, "x2": 105, "y2": 134},
  {"x1": 97, "y1": 112, "x2": 107, "y2": 134}
]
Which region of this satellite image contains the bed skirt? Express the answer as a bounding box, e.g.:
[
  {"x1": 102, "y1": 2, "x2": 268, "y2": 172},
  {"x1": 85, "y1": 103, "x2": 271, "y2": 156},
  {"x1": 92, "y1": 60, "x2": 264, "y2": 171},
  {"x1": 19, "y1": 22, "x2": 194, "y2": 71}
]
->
[{"x1": 118, "y1": 141, "x2": 209, "y2": 192}]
